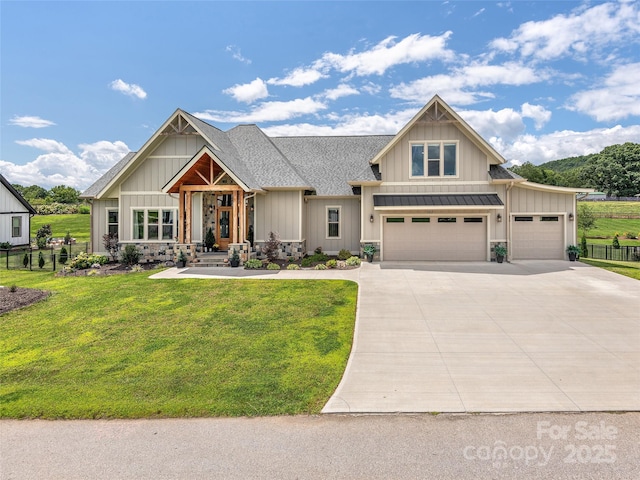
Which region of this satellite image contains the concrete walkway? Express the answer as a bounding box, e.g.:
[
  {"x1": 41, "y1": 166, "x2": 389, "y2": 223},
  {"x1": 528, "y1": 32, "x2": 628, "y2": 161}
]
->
[{"x1": 151, "y1": 261, "x2": 640, "y2": 413}]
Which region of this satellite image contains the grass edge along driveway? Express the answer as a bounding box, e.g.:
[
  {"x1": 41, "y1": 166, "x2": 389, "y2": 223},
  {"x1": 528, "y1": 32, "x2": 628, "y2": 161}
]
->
[{"x1": 0, "y1": 270, "x2": 357, "y2": 419}]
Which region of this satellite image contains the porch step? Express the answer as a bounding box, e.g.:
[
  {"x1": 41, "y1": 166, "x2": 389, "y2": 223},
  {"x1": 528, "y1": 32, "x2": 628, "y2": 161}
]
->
[{"x1": 189, "y1": 252, "x2": 229, "y2": 268}]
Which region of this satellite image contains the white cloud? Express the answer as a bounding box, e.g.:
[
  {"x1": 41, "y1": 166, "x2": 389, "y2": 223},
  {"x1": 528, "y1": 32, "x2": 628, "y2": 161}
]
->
[
  {"x1": 3, "y1": 139, "x2": 129, "y2": 189},
  {"x1": 322, "y1": 84, "x2": 360, "y2": 101},
  {"x1": 9, "y1": 115, "x2": 56, "y2": 128},
  {"x1": 320, "y1": 32, "x2": 454, "y2": 76},
  {"x1": 490, "y1": 1, "x2": 640, "y2": 61},
  {"x1": 497, "y1": 125, "x2": 640, "y2": 165},
  {"x1": 225, "y1": 45, "x2": 251, "y2": 64},
  {"x1": 361, "y1": 82, "x2": 382, "y2": 95},
  {"x1": 472, "y1": 8, "x2": 485, "y2": 18},
  {"x1": 390, "y1": 62, "x2": 544, "y2": 105},
  {"x1": 194, "y1": 97, "x2": 327, "y2": 123},
  {"x1": 223, "y1": 78, "x2": 269, "y2": 104},
  {"x1": 109, "y1": 79, "x2": 147, "y2": 99},
  {"x1": 268, "y1": 67, "x2": 327, "y2": 87},
  {"x1": 568, "y1": 62, "x2": 640, "y2": 121},
  {"x1": 521, "y1": 103, "x2": 552, "y2": 129}
]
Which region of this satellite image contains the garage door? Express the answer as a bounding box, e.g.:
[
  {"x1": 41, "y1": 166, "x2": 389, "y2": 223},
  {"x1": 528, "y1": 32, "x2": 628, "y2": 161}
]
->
[
  {"x1": 512, "y1": 215, "x2": 564, "y2": 259},
  {"x1": 383, "y1": 216, "x2": 486, "y2": 261}
]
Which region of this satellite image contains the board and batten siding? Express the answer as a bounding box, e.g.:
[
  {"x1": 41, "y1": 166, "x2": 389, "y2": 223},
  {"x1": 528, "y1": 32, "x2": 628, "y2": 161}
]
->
[
  {"x1": 254, "y1": 191, "x2": 302, "y2": 241},
  {"x1": 121, "y1": 135, "x2": 208, "y2": 192},
  {"x1": 510, "y1": 186, "x2": 574, "y2": 214},
  {"x1": 379, "y1": 123, "x2": 490, "y2": 183},
  {"x1": 0, "y1": 183, "x2": 32, "y2": 245},
  {"x1": 90, "y1": 199, "x2": 118, "y2": 254},
  {"x1": 306, "y1": 198, "x2": 360, "y2": 254}
]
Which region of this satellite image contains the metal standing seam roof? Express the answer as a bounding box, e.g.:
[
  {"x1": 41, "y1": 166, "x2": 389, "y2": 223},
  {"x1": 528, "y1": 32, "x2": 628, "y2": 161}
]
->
[{"x1": 373, "y1": 193, "x2": 504, "y2": 207}]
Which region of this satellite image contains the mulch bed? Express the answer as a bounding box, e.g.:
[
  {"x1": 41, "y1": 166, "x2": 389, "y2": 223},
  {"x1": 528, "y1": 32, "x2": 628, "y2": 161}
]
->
[{"x1": 0, "y1": 287, "x2": 50, "y2": 315}]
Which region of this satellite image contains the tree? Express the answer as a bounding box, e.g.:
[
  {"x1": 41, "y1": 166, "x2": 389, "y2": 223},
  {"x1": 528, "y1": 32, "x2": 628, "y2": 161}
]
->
[
  {"x1": 102, "y1": 233, "x2": 119, "y2": 262},
  {"x1": 36, "y1": 224, "x2": 52, "y2": 249},
  {"x1": 577, "y1": 203, "x2": 597, "y2": 235},
  {"x1": 262, "y1": 231, "x2": 281, "y2": 262},
  {"x1": 20, "y1": 185, "x2": 49, "y2": 203},
  {"x1": 48, "y1": 185, "x2": 80, "y2": 204},
  {"x1": 581, "y1": 143, "x2": 640, "y2": 197},
  {"x1": 508, "y1": 162, "x2": 566, "y2": 186}
]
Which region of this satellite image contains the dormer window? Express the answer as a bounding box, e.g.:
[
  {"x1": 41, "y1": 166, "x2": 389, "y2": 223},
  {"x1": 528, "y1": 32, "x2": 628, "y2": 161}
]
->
[{"x1": 411, "y1": 141, "x2": 458, "y2": 178}]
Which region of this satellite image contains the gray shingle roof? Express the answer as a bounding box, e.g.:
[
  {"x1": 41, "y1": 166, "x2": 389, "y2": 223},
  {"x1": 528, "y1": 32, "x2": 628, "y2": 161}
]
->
[
  {"x1": 81, "y1": 152, "x2": 136, "y2": 198},
  {"x1": 373, "y1": 193, "x2": 503, "y2": 207},
  {"x1": 489, "y1": 165, "x2": 523, "y2": 181},
  {"x1": 272, "y1": 136, "x2": 393, "y2": 196}
]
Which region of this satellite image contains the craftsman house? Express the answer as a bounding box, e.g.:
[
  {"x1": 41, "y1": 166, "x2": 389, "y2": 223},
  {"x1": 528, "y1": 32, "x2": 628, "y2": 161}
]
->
[
  {"x1": 0, "y1": 173, "x2": 36, "y2": 247},
  {"x1": 82, "y1": 95, "x2": 586, "y2": 263}
]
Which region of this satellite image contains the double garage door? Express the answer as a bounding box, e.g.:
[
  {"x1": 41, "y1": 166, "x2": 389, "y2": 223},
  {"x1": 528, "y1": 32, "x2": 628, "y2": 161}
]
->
[
  {"x1": 511, "y1": 215, "x2": 564, "y2": 260},
  {"x1": 383, "y1": 216, "x2": 486, "y2": 261}
]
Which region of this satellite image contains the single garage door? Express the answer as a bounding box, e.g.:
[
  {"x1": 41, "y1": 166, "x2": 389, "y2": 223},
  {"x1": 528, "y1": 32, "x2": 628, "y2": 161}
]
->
[
  {"x1": 383, "y1": 216, "x2": 486, "y2": 261},
  {"x1": 512, "y1": 215, "x2": 564, "y2": 259}
]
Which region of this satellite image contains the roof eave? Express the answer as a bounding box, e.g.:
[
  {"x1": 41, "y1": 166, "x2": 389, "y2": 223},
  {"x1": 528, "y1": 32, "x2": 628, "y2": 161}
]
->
[{"x1": 518, "y1": 181, "x2": 595, "y2": 194}]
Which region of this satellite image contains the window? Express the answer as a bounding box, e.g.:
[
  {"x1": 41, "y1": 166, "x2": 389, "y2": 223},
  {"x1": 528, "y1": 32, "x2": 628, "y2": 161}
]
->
[
  {"x1": 11, "y1": 216, "x2": 21, "y2": 237},
  {"x1": 438, "y1": 217, "x2": 457, "y2": 223},
  {"x1": 515, "y1": 216, "x2": 533, "y2": 222},
  {"x1": 541, "y1": 216, "x2": 559, "y2": 222},
  {"x1": 386, "y1": 217, "x2": 405, "y2": 223},
  {"x1": 412, "y1": 217, "x2": 430, "y2": 223},
  {"x1": 107, "y1": 209, "x2": 119, "y2": 237},
  {"x1": 410, "y1": 141, "x2": 457, "y2": 177},
  {"x1": 133, "y1": 209, "x2": 177, "y2": 240},
  {"x1": 327, "y1": 207, "x2": 340, "y2": 238},
  {"x1": 464, "y1": 217, "x2": 483, "y2": 223}
]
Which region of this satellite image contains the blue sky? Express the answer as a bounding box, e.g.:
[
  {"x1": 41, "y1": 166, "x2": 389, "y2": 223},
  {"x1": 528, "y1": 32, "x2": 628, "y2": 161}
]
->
[{"x1": 1, "y1": 0, "x2": 639, "y2": 190}]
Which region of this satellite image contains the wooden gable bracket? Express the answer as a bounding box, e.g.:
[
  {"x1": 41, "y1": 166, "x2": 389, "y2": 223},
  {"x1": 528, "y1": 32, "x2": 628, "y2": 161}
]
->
[
  {"x1": 415, "y1": 101, "x2": 458, "y2": 125},
  {"x1": 160, "y1": 114, "x2": 199, "y2": 136}
]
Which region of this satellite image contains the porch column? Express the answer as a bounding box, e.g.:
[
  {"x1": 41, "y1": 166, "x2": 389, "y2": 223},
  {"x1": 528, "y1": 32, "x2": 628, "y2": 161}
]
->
[
  {"x1": 185, "y1": 190, "x2": 192, "y2": 244},
  {"x1": 232, "y1": 188, "x2": 239, "y2": 243},
  {"x1": 178, "y1": 188, "x2": 186, "y2": 243}
]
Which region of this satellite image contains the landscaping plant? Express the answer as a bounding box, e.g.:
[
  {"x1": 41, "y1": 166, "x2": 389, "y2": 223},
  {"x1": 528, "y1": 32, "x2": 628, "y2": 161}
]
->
[
  {"x1": 580, "y1": 234, "x2": 588, "y2": 258},
  {"x1": 613, "y1": 235, "x2": 620, "y2": 249},
  {"x1": 262, "y1": 231, "x2": 281, "y2": 262},
  {"x1": 38, "y1": 252, "x2": 45, "y2": 269},
  {"x1": 59, "y1": 246, "x2": 69, "y2": 264},
  {"x1": 102, "y1": 232, "x2": 119, "y2": 261},
  {"x1": 337, "y1": 249, "x2": 352, "y2": 260},
  {"x1": 121, "y1": 244, "x2": 142, "y2": 266}
]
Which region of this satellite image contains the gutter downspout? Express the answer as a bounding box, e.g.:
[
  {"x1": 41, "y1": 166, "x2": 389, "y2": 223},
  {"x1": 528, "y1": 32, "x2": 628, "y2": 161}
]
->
[{"x1": 506, "y1": 182, "x2": 514, "y2": 262}]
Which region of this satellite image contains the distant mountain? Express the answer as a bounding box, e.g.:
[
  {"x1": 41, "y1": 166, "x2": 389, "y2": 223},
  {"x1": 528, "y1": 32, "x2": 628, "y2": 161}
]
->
[{"x1": 538, "y1": 153, "x2": 596, "y2": 173}]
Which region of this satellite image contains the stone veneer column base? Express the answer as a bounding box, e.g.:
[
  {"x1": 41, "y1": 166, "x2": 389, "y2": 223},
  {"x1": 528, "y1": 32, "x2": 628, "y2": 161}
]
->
[{"x1": 253, "y1": 240, "x2": 306, "y2": 261}]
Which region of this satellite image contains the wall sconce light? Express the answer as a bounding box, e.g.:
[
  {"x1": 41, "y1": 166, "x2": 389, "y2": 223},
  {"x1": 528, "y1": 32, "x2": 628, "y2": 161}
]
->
[
  {"x1": 497, "y1": 213, "x2": 502, "y2": 222},
  {"x1": 568, "y1": 213, "x2": 574, "y2": 221},
  {"x1": 369, "y1": 214, "x2": 374, "y2": 223}
]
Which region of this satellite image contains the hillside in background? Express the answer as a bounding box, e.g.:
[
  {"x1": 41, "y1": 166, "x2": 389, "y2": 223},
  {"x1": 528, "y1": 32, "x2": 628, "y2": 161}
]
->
[{"x1": 508, "y1": 142, "x2": 640, "y2": 197}]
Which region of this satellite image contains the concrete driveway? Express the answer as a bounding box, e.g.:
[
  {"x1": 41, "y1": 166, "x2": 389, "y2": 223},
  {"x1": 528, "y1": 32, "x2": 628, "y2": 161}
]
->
[
  {"x1": 322, "y1": 261, "x2": 640, "y2": 413},
  {"x1": 152, "y1": 261, "x2": 640, "y2": 413}
]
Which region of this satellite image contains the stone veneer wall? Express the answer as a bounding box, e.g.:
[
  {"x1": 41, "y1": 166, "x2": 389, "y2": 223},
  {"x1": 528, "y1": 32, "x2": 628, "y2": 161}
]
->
[
  {"x1": 228, "y1": 243, "x2": 250, "y2": 263},
  {"x1": 117, "y1": 242, "x2": 186, "y2": 263},
  {"x1": 253, "y1": 240, "x2": 306, "y2": 260}
]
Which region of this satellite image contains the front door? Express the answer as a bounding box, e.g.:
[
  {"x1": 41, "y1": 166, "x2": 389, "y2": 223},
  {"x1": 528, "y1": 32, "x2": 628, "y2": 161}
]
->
[{"x1": 216, "y1": 194, "x2": 233, "y2": 251}]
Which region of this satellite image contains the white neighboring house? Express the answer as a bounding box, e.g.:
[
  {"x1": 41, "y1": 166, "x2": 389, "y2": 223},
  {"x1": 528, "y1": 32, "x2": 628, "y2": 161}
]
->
[{"x1": 0, "y1": 174, "x2": 37, "y2": 247}]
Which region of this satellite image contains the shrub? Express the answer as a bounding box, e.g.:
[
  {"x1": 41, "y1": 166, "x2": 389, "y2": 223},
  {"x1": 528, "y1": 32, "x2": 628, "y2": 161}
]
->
[
  {"x1": 286, "y1": 263, "x2": 300, "y2": 270},
  {"x1": 102, "y1": 233, "x2": 119, "y2": 261},
  {"x1": 38, "y1": 252, "x2": 45, "y2": 269},
  {"x1": 69, "y1": 253, "x2": 108, "y2": 270},
  {"x1": 346, "y1": 256, "x2": 361, "y2": 266},
  {"x1": 36, "y1": 224, "x2": 52, "y2": 246},
  {"x1": 612, "y1": 235, "x2": 620, "y2": 249},
  {"x1": 0, "y1": 242, "x2": 11, "y2": 250},
  {"x1": 87, "y1": 269, "x2": 99, "y2": 276},
  {"x1": 326, "y1": 259, "x2": 337, "y2": 269},
  {"x1": 59, "y1": 246, "x2": 69, "y2": 264},
  {"x1": 580, "y1": 234, "x2": 588, "y2": 258},
  {"x1": 266, "y1": 262, "x2": 281, "y2": 270},
  {"x1": 23, "y1": 253, "x2": 29, "y2": 268},
  {"x1": 244, "y1": 259, "x2": 263, "y2": 269},
  {"x1": 301, "y1": 257, "x2": 313, "y2": 267},
  {"x1": 262, "y1": 231, "x2": 282, "y2": 262},
  {"x1": 130, "y1": 265, "x2": 144, "y2": 273},
  {"x1": 121, "y1": 244, "x2": 142, "y2": 266},
  {"x1": 315, "y1": 263, "x2": 327, "y2": 270},
  {"x1": 9, "y1": 285, "x2": 18, "y2": 293},
  {"x1": 314, "y1": 246, "x2": 323, "y2": 255},
  {"x1": 36, "y1": 237, "x2": 47, "y2": 250},
  {"x1": 64, "y1": 231, "x2": 72, "y2": 245},
  {"x1": 78, "y1": 204, "x2": 91, "y2": 214},
  {"x1": 624, "y1": 232, "x2": 638, "y2": 240},
  {"x1": 337, "y1": 249, "x2": 352, "y2": 260},
  {"x1": 205, "y1": 227, "x2": 215, "y2": 249}
]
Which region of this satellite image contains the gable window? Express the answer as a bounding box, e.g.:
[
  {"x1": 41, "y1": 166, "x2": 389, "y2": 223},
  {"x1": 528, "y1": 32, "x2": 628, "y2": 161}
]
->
[
  {"x1": 107, "y1": 209, "x2": 119, "y2": 237},
  {"x1": 133, "y1": 209, "x2": 177, "y2": 241},
  {"x1": 11, "y1": 216, "x2": 21, "y2": 237},
  {"x1": 410, "y1": 141, "x2": 458, "y2": 178},
  {"x1": 327, "y1": 206, "x2": 341, "y2": 239}
]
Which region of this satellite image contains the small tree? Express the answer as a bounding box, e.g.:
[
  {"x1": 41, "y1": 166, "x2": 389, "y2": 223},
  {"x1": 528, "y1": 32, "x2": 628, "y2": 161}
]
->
[
  {"x1": 59, "y1": 246, "x2": 69, "y2": 264},
  {"x1": 120, "y1": 244, "x2": 142, "y2": 266},
  {"x1": 64, "y1": 231, "x2": 72, "y2": 245},
  {"x1": 36, "y1": 224, "x2": 52, "y2": 249},
  {"x1": 580, "y1": 233, "x2": 588, "y2": 258},
  {"x1": 577, "y1": 203, "x2": 596, "y2": 236},
  {"x1": 38, "y1": 251, "x2": 45, "y2": 269},
  {"x1": 612, "y1": 235, "x2": 620, "y2": 249},
  {"x1": 262, "y1": 231, "x2": 281, "y2": 262},
  {"x1": 102, "y1": 233, "x2": 119, "y2": 261},
  {"x1": 205, "y1": 227, "x2": 215, "y2": 250},
  {"x1": 23, "y1": 253, "x2": 29, "y2": 268}
]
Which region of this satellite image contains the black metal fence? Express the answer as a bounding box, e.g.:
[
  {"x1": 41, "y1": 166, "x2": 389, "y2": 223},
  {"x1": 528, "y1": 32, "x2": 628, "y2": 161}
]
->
[
  {"x1": 1, "y1": 243, "x2": 89, "y2": 271},
  {"x1": 585, "y1": 244, "x2": 640, "y2": 262}
]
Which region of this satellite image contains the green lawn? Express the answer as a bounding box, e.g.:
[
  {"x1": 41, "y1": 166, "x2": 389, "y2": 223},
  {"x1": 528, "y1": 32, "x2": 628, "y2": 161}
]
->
[
  {"x1": 580, "y1": 259, "x2": 640, "y2": 281},
  {"x1": 585, "y1": 218, "x2": 640, "y2": 240},
  {"x1": 580, "y1": 201, "x2": 640, "y2": 215},
  {"x1": 0, "y1": 270, "x2": 357, "y2": 418},
  {"x1": 31, "y1": 214, "x2": 91, "y2": 243}
]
